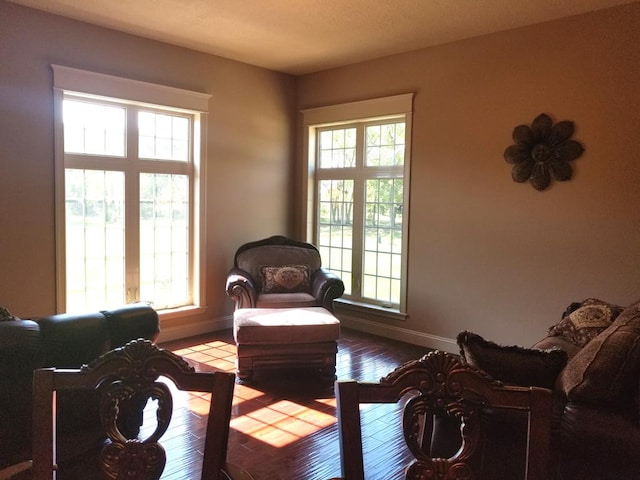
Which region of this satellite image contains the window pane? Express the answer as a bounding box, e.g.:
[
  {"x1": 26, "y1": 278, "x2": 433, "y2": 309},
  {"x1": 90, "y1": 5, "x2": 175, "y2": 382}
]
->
[
  {"x1": 138, "y1": 111, "x2": 190, "y2": 162},
  {"x1": 63, "y1": 100, "x2": 125, "y2": 156},
  {"x1": 318, "y1": 127, "x2": 357, "y2": 168},
  {"x1": 139, "y1": 173, "x2": 190, "y2": 308},
  {"x1": 317, "y1": 179, "x2": 353, "y2": 294},
  {"x1": 363, "y1": 178, "x2": 403, "y2": 305},
  {"x1": 65, "y1": 169, "x2": 125, "y2": 312},
  {"x1": 365, "y1": 122, "x2": 405, "y2": 167}
]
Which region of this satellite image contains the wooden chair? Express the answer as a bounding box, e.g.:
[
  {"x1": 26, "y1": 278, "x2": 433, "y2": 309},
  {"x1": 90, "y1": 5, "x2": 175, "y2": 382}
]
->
[
  {"x1": 31, "y1": 338, "x2": 238, "y2": 480},
  {"x1": 333, "y1": 350, "x2": 553, "y2": 480}
]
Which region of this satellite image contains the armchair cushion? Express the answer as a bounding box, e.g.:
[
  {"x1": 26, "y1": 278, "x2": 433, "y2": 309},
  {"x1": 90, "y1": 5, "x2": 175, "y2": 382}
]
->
[
  {"x1": 256, "y1": 292, "x2": 318, "y2": 309},
  {"x1": 260, "y1": 264, "x2": 311, "y2": 293}
]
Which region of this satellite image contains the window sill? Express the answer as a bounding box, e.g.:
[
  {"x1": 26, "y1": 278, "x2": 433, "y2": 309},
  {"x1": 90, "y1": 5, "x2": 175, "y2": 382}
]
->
[
  {"x1": 156, "y1": 305, "x2": 206, "y2": 321},
  {"x1": 334, "y1": 299, "x2": 407, "y2": 322}
]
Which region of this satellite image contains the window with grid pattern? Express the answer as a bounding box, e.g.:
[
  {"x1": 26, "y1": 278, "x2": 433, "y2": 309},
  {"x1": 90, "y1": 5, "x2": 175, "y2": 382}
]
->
[
  {"x1": 54, "y1": 66, "x2": 208, "y2": 314},
  {"x1": 314, "y1": 117, "x2": 409, "y2": 310}
]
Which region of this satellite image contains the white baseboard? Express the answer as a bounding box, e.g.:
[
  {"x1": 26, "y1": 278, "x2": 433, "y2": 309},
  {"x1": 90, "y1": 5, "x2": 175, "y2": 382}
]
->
[
  {"x1": 337, "y1": 313, "x2": 458, "y2": 354},
  {"x1": 157, "y1": 315, "x2": 233, "y2": 344}
]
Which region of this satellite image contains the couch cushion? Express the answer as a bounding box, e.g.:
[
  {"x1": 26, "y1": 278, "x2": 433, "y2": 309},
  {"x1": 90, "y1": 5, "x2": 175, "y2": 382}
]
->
[
  {"x1": 234, "y1": 307, "x2": 340, "y2": 345},
  {"x1": 260, "y1": 264, "x2": 311, "y2": 293},
  {"x1": 559, "y1": 299, "x2": 640, "y2": 408},
  {"x1": 547, "y1": 298, "x2": 623, "y2": 347},
  {"x1": 457, "y1": 331, "x2": 567, "y2": 389}
]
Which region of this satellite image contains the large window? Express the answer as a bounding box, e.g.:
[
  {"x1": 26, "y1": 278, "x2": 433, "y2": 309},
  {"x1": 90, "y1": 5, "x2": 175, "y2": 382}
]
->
[
  {"x1": 303, "y1": 95, "x2": 412, "y2": 314},
  {"x1": 53, "y1": 66, "x2": 209, "y2": 313}
]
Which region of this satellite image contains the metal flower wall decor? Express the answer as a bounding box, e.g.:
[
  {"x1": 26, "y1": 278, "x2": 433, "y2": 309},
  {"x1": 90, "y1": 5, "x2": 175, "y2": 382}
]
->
[{"x1": 504, "y1": 113, "x2": 584, "y2": 191}]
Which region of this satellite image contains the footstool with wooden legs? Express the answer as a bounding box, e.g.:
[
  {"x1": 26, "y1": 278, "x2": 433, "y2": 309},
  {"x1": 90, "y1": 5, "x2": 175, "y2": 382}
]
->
[{"x1": 232, "y1": 307, "x2": 340, "y2": 381}]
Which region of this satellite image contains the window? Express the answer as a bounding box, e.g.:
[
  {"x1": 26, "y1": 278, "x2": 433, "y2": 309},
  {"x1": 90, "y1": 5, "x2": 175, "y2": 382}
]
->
[
  {"x1": 53, "y1": 66, "x2": 210, "y2": 313},
  {"x1": 302, "y1": 94, "x2": 413, "y2": 315}
]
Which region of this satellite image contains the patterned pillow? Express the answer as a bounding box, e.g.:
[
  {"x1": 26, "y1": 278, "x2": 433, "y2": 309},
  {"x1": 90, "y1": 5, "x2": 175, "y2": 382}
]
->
[
  {"x1": 0, "y1": 306, "x2": 19, "y2": 322},
  {"x1": 559, "y1": 299, "x2": 640, "y2": 408},
  {"x1": 547, "y1": 298, "x2": 624, "y2": 347},
  {"x1": 260, "y1": 265, "x2": 311, "y2": 294},
  {"x1": 457, "y1": 331, "x2": 567, "y2": 389}
]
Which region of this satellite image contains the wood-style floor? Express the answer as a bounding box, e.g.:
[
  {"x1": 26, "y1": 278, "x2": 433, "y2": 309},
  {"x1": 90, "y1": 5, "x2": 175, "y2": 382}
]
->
[{"x1": 157, "y1": 328, "x2": 429, "y2": 480}]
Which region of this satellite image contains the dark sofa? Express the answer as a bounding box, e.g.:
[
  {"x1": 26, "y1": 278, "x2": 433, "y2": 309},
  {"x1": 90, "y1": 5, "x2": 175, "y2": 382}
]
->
[
  {"x1": 447, "y1": 297, "x2": 640, "y2": 480},
  {"x1": 0, "y1": 303, "x2": 160, "y2": 470}
]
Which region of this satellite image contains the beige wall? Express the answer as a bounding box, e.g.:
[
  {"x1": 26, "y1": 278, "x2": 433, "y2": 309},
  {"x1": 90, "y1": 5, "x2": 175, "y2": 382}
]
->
[
  {"x1": 296, "y1": 3, "x2": 640, "y2": 349},
  {"x1": 0, "y1": 3, "x2": 296, "y2": 334}
]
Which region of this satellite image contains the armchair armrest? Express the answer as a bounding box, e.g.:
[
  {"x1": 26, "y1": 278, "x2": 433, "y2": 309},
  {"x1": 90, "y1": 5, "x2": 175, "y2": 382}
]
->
[
  {"x1": 226, "y1": 268, "x2": 258, "y2": 309},
  {"x1": 311, "y1": 268, "x2": 345, "y2": 313}
]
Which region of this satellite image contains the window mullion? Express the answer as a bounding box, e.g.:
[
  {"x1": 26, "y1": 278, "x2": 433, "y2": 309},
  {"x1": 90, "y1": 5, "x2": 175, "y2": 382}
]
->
[
  {"x1": 351, "y1": 125, "x2": 366, "y2": 298},
  {"x1": 125, "y1": 107, "x2": 140, "y2": 302}
]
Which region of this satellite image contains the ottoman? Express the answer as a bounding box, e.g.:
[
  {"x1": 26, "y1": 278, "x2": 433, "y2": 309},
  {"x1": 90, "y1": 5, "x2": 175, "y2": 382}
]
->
[{"x1": 233, "y1": 307, "x2": 340, "y2": 381}]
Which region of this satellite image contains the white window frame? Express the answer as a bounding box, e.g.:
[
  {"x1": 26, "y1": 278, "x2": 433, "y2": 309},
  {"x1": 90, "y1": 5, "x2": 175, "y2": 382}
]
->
[
  {"x1": 301, "y1": 94, "x2": 413, "y2": 318},
  {"x1": 52, "y1": 65, "x2": 210, "y2": 315}
]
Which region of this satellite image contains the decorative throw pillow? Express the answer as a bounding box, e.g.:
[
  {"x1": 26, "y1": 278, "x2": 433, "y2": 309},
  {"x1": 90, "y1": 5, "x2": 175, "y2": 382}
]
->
[
  {"x1": 457, "y1": 331, "x2": 568, "y2": 389},
  {"x1": 547, "y1": 298, "x2": 624, "y2": 347},
  {"x1": 260, "y1": 264, "x2": 311, "y2": 294},
  {"x1": 559, "y1": 299, "x2": 640, "y2": 408},
  {"x1": 0, "y1": 306, "x2": 19, "y2": 322}
]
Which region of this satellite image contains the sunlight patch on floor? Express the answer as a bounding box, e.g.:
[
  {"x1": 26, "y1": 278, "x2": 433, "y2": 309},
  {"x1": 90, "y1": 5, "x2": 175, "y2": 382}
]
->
[
  {"x1": 230, "y1": 400, "x2": 336, "y2": 448},
  {"x1": 172, "y1": 341, "x2": 237, "y2": 374}
]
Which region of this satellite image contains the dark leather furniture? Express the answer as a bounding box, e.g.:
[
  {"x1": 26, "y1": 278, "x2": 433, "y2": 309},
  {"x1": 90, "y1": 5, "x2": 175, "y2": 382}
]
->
[{"x1": 0, "y1": 303, "x2": 160, "y2": 471}]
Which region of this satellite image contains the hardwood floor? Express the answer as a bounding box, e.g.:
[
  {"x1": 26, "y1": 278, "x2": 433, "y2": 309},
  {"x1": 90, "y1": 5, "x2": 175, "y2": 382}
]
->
[{"x1": 156, "y1": 328, "x2": 430, "y2": 480}]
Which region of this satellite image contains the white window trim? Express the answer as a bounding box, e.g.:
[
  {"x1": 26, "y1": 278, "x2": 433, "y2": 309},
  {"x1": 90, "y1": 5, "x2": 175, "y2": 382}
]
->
[
  {"x1": 52, "y1": 65, "x2": 210, "y2": 314},
  {"x1": 301, "y1": 93, "x2": 414, "y2": 316}
]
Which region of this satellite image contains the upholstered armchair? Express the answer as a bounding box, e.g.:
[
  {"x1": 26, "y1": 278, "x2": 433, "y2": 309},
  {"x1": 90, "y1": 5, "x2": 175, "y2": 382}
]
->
[{"x1": 225, "y1": 235, "x2": 345, "y2": 313}]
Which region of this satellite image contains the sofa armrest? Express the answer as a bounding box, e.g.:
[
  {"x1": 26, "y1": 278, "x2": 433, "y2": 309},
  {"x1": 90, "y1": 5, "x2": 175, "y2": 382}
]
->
[
  {"x1": 0, "y1": 320, "x2": 43, "y2": 467},
  {"x1": 101, "y1": 303, "x2": 160, "y2": 348},
  {"x1": 311, "y1": 268, "x2": 345, "y2": 313},
  {"x1": 226, "y1": 268, "x2": 258, "y2": 309},
  {"x1": 0, "y1": 320, "x2": 43, "y2": 373}
]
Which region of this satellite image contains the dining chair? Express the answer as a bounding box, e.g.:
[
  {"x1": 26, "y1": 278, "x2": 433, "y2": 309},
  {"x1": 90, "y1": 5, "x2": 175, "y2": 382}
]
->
[
  {"x1": 333, "y1": 350, "x2": 553, "y2": 480},
  {"x1": 31, "y1": 338, "x2": 239, "y2": 480}
]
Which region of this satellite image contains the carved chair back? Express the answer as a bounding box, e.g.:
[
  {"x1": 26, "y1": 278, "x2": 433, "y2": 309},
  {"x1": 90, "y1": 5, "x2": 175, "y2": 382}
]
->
[
  {"x1": 333, "y1": 351, "x2": 553, "y2": 480},
  {"x1": 31, "y1": 338, "x2": 236, "y2": 480}
]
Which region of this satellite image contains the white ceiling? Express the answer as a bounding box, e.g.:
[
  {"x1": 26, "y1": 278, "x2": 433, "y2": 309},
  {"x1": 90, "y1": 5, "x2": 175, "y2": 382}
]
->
[{"x1": 9, "y1": 0, "x2": 634, "y2": 75}]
